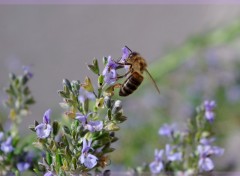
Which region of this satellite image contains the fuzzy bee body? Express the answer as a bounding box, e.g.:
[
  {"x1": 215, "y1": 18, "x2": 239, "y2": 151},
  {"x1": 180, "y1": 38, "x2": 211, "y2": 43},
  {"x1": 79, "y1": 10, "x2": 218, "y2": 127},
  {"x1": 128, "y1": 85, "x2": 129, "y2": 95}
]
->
[
  {"x1": 118, "y1": 48, "x2": 160, "y2": 96},
  {"x1": 119, "y1": 72, "x2": 144, "y2": 96}
]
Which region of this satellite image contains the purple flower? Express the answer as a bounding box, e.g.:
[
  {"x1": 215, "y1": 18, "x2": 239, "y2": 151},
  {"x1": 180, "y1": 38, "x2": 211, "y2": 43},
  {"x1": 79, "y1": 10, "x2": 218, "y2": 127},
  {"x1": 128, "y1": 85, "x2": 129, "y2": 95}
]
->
[
  {"x1": 197, "y1": 145, "x2": 214, "y2": 171},
  {"x1": 76, "y1": 112, "x2": 93, "y2": 126},
  {"x1": 79, "y1": 138, "x2": 98, "y2": 169},
  {"x1": 197, "y1": 145, "x2": 224, "y2": 172},
  {"x1": 76, "y1": 112, "x2": 103, "y2": 132},
  {"x1": 17, "y1": 162, "x2": 30, "y2": 172},
  {"x1": 200, "y1": 137, "x2": 215, "y2": 145},
  {"x1": 120, "y1": 46, "x2": 130, "y2": 63},
  {"x1": 211, "y1": 146, "x2": 224, "y2": 156},
  {"x1": 35, "y1": 109, "x2": 52, "y2": 139},
  {"x1": 159, "y1": 123, "x2": 176, "y2": 137},
  {"x1": 1, "y1": 137, "x2": 14, "y2": 153},
  {"x1": 81, "y1": 138, "x2": 93, "y2": 153},
  {"x1": 78, "y1": 87, "x2": 95, "y2": 104},
  {"x1": 102, "y1": 56, "x2": 118, "y2": 85},
  {"x1": 80, "y1": 153, "x2": 98, "y2": 169},
  {"x1": 165, "y1": 144, "x2": 182, "y2": 161},
  {"x1": 149, "y1": 149, "x2": 164, "y2": 174},
  {"x1": 120, "y1": 46, "x2": 131, "y2": 70},
  {"x1": 22, "y1": 65, "x2": 33, "y2": 78},
  {"x1": 44, "y1": 171, "x2": 54, "y2": 176},
  {"x1": 204, "y1": 100, "x2": 216, "y2": 122},
  {"x1": 85, "y1": 121, "x2": 103, "y2": 132}
]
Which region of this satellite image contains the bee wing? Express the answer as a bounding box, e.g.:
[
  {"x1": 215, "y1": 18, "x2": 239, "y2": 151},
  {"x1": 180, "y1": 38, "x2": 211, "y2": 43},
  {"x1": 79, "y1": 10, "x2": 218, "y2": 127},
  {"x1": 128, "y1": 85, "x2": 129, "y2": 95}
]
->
[{"x1": 144, "y1": 69, "x2": 160, "y2": 94}]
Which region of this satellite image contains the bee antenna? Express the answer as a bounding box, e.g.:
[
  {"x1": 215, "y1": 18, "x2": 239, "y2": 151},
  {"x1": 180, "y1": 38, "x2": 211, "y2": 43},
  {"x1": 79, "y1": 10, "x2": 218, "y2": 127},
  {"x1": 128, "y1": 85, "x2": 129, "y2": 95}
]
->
[{"x1": 124, "y1": 46, "x2": 132, "y2": 53}]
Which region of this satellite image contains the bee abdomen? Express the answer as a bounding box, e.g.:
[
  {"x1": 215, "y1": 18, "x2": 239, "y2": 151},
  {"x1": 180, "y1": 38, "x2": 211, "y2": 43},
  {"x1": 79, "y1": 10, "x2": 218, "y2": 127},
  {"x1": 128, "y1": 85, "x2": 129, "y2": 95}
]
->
[{"x1": 119, "y1": 72, "x2": 143, "y2": 96}]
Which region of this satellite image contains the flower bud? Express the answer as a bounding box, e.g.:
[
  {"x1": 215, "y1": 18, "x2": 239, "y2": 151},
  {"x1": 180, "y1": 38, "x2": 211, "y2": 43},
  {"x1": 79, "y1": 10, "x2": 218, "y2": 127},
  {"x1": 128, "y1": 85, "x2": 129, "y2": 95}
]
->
[
  {"x1": 96, "y1": 97, "x2": 104, "y2": 108},
  {"x1": 71, "y1": 80, "x2": 80, "y2": 93},
  {"x1": 58, "y1": 90, "x2": 69, "y2": 98},
  {"x1": 104, "y1": 122, "x2": 120, "y2": 131},
  {"x1": 81, "y1": 77, "x2": 94, "y2": 92},
  {"x1": 53, "y1": 121, "x2": 60, "y2": 136},
  {"x1": 88, "y1": 58, "x2": 100, "y2": 75},
  {"x1": 9, "y1": 73, "x2": 16, "y2": 80},
  {"x1": 63, "y1": 79, "x2": 72, "y2": 92},
  {"x1": 104, "y1": 96, "x2": 112, "y2": 109},
  {"x1": 112, "y1": 100, "x2": 122, "y2": 114},
  {"x1": 63, "y1": 125, "x2": 71, "y2": 135},
  {"x1": 98, "y1": 74, "x2": 104, "y2": 87}
]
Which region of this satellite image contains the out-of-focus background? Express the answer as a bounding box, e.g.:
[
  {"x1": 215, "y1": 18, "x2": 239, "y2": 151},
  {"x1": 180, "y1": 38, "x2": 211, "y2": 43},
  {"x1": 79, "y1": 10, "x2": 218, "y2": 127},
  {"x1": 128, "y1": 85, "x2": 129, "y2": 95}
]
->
[{"x1": 1, "y1": 4, "x2": 240, "y2": 172}]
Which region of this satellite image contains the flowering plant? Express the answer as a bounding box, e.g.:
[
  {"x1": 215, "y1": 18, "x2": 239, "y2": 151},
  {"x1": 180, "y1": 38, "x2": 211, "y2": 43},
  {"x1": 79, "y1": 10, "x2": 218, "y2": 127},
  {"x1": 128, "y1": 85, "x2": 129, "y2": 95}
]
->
[
  {"x1": 0, "y1": 47, "x2": 225, "y2": 176},
  {"x1": 0, "y1": 67, "x2": 40, "y2": 176},
  {"x1": 146, "y1": 100, "x2": 224, "y2": 175},
  {"x1": 30, "y1": 48, "x2": 129, "y2": 175}
]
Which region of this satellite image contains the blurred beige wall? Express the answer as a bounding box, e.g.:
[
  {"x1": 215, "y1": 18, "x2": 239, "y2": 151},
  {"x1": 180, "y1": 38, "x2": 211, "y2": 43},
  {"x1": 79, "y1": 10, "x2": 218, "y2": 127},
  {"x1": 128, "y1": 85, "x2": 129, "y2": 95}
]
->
[{"x1": 0, "y1": 5, "x2": 240, "y2": 131}]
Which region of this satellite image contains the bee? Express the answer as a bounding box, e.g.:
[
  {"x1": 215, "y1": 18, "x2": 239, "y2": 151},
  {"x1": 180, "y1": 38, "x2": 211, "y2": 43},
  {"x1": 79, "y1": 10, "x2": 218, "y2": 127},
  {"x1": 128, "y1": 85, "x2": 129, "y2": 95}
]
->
[{"x1": 117, "y1": 46, "x2": 160, "y2": 96}]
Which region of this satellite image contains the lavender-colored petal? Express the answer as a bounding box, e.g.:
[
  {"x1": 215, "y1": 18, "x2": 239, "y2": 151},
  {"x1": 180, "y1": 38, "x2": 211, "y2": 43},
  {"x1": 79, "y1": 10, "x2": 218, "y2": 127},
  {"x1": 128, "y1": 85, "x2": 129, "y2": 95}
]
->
[
  {"x1": 197, "y1": 145, "x2": 204, "y2": 154},
  {"x1": 149, "y1": 161, "x2": 163, "y2": 174},
  {"x1": 81, "y1": 138, "x2": 92, "y2": 153},
  {"x1": 44, "y1": 171, "x2": 54, "y2": 176},
  {"x1": 80, "y1": 153, "x2": 85, "y2": 164},
  {"x1": 22, "y1": 65, "x2": 33, "y2": 78},
  {"x1": 43, "y1": 109, "x2": 51, "y2": 124},
  {"x1": 87, "y1": 121, "x2": 103, "y2": 132},
  {"x1": 211, "y1": 146, "x2": 224, "y2": 156},
  {"x1": 205, "y1": 111, "x2": 215, "y2": 122},
  {"x1": 121, "y1": 46, "x2": 130, "y2": 62},
  {"x1": 82, "y1": 138, "x2": 87, "y2": 153},
  {"x1": 102, "y1": 67, "x2": 108, "y2": 76},
  {"x1": 17, "y1": 162, "x2": 30, "y2": 172},
  {"x1": 1, "y1": 137, "x2": 14, "y2": 154},
  {"x1": 85, "y1": 124, "x2": 94, "y2": 132},
  {"x1": 159, "y1": 124, "x2": 175, "y2": 137},
  {"x1": 168, "y1": 152, "x2": 182, "y2": 161},
  {"x1": 204, "y1": 100, "x2": 216, "y2": 111},
  {"x1": 198, "y1": 145, "x2": 212, "y2": 156},
  {"x1": 105, "y1": 56, "x2": 118, "y2": 69},
  {"x1": 83, "y1": 153, "x2": 98, "y2": 169},
  {"x1": 104, "y1": 69, "x2": 117, "y2": 85},
  {"x1": 76, "y1": 114, "x2": 87, "y2": 124},
  {"x1": 200, "y1": 138, "x2": 215, "y2": 145},
  {"x1": 35, "y1": 123, "x2": 52, "y2": 139},
  {"x1": 199, "y1": 157, "x2": 214, "y2": 171},
  {"x1": 165, "y1": 144, "x2": 182, "y2": 161},
  {"x1": 78, "y1": 88, "x2": 96, "y2": 104}
]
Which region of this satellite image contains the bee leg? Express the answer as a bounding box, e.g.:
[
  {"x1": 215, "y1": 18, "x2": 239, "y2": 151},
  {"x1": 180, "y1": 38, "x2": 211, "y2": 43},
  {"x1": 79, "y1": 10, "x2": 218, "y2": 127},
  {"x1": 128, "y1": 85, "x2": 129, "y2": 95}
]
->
[{"x1": 113, "y1": 83, "x2": 122, "y2": 88}]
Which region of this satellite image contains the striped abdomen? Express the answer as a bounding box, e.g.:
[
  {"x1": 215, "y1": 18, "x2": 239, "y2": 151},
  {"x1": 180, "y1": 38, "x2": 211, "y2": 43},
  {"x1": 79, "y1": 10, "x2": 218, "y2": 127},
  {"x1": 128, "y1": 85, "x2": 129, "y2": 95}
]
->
[{"x1": 119, "y1": 72, "x2": 144, "y2": 96}]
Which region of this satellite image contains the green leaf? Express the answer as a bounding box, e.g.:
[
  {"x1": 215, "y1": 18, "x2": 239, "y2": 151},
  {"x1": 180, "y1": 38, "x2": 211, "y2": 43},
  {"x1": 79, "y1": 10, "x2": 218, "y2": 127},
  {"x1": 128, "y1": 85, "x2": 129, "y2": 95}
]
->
[
  {"x1": 29, "y1": 125, "x2": 36, "y2": 132},
  {"x1": 25, "y1": 97, "x2": 35, "y2": 105},
  {"x1": 58, "y1": 90, "x2": 69, "y2": 98},
  {"x1": 56, "y1": 150, "x2": 63, "y2": 167},
  {"x1": 46, "y1": 152, "x2": 52, "y2": 165},
  {"x1": 103, "y1": 56, "x2": 108, "y2": 66},
  {"x1": 63, "y1": 125, "x2": 71, "y2": 135},
  {"x1": 87, "y1": 58, "x2": 99, "y2": 75},
  {"x1": 53, "y1": 121, "x2": 60, "y2": 136},
  {"x1": 98, "y1": 75, "x2": 104, "y2": 87},
  {"x1": 63, "y1": 79, "x2": 72, "y2": 92}
]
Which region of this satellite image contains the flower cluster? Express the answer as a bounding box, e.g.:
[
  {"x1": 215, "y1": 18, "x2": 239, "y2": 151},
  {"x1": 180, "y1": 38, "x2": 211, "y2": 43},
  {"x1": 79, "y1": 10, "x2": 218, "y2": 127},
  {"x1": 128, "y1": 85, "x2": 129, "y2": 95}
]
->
[
  {"x1": 102, "y1": 46, "x2": 130, "y2": 85},
  {"x1": 31, "y1": 49, "x2": 130, "y2": 175},
  {"x1": 0, "y1": 67, "x2": 40, "y2": 175},
  {"x1": 148, "y1": 100, "x2": 224, "y2": 175}
]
